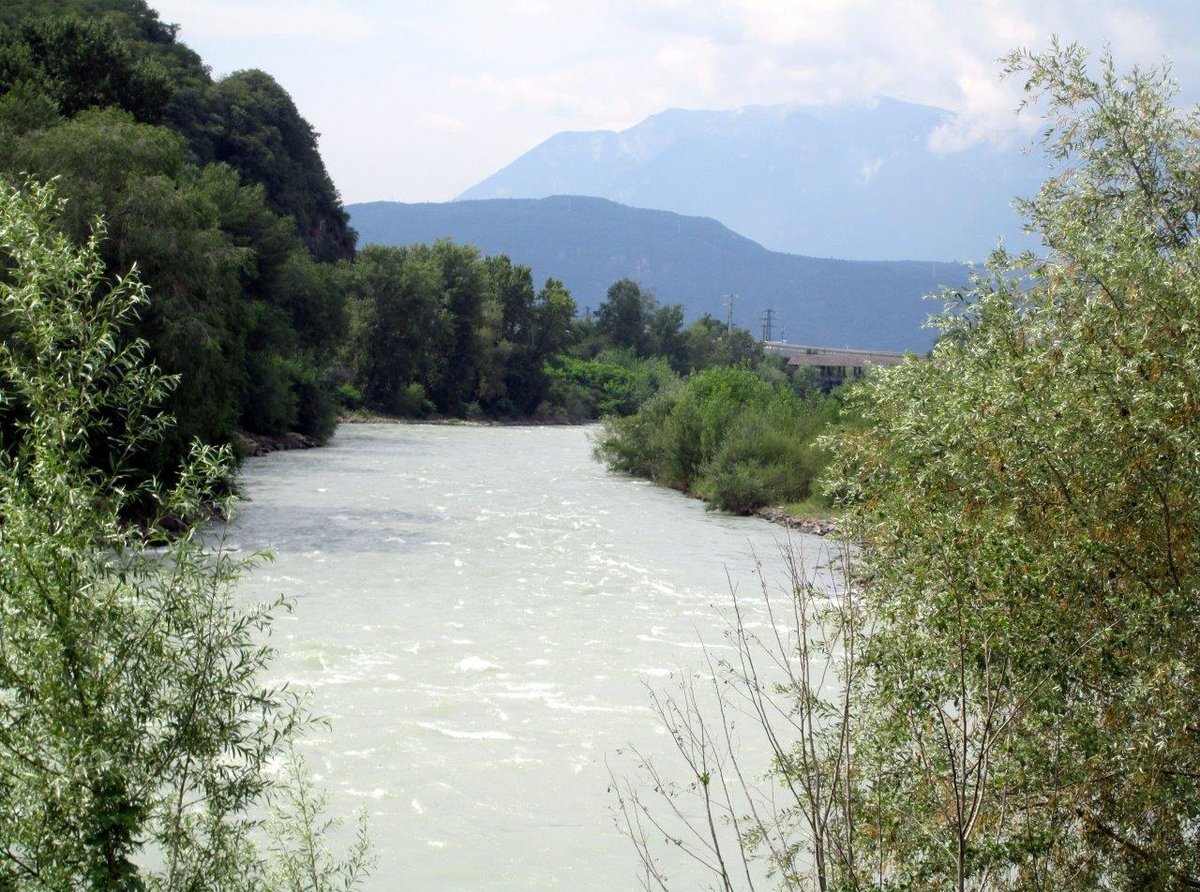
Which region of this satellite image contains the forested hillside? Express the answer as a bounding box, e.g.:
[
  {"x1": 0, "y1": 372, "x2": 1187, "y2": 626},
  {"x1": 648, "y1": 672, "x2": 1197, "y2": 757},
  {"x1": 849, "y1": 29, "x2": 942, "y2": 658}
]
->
[
  {"x1": 348, "y1": 196, "x2": 968, "y2": 352},
  {"x1": 0, "y1": 0, "x2": 352, "y2": 486}
]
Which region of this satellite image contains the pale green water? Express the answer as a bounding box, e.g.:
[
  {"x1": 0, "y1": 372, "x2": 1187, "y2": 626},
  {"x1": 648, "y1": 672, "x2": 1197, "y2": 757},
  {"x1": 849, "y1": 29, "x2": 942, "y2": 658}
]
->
[{"x1": 228, "y1": 423, "x2": 824, "y2": 889}]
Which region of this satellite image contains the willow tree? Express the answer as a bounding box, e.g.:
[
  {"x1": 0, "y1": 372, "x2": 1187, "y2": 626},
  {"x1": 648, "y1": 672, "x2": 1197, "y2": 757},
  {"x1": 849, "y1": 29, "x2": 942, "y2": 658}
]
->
[
  {"x1": 826, "y1": 41, "x2": 1200, "y2": 889},
  {"x1": 0, "y1": 179, "x2": 369, "y2": 889},
  {"x1": 622, "y1": 42, "x2": 1200, "y2": 892}
]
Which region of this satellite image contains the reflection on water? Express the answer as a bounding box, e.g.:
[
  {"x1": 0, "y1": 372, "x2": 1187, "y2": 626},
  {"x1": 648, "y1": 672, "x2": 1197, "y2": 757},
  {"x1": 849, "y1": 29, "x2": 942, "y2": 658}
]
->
[{"x1": 229, "y1": 423, "x2": 823, "y2": 889}]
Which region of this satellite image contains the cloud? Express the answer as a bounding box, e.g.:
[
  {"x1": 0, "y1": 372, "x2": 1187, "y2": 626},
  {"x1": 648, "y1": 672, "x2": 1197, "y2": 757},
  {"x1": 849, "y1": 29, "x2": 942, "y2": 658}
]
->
[
  {"x1": 859, "y1": 158, "x2": 883, "y2": 182},
  {"x1": 416, "y1": 112, "x2": 469, "y2": 135},
  {"x1": 150, "y1": 0, "x2": 1200, "y2": 203},
  {"x1": 162, "y1": 0, "x2": 380, "y2": 44}
]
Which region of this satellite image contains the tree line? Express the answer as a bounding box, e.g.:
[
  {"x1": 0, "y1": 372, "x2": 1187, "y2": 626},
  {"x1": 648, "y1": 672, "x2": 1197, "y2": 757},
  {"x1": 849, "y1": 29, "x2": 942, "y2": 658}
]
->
[{"x1": 0, "y1": 0, "x2": 806, "y2": 500}]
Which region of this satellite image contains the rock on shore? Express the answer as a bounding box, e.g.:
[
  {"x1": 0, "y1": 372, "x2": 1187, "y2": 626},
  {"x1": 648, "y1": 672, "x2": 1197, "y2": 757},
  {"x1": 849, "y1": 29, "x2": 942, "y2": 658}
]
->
[
  {"x1": 754, "y1": 507, "x2": 836, "y2": 536},
  {"x1": 236, "y1": 430, "x2": 320, "y2": 457}
]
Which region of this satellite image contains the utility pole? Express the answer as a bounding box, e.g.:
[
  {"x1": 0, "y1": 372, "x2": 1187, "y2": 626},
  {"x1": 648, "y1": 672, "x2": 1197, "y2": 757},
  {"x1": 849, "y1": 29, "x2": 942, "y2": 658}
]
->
[
  {"x1": 761, "y1": 308, "x2": 775, "y2": 342},
  {"x1": 724, "y1": 293, "x2": 737, "y2": 334}
]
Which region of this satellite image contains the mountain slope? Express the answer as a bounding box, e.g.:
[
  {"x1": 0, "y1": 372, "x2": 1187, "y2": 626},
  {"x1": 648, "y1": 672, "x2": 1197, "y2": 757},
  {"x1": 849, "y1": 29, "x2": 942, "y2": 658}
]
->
[
  {"x1": 348, "y1": 196, "x2": 969, "y2": 352},
  {"x1": 457, "y1": 99, "x2": 1045, "y2": 262}
]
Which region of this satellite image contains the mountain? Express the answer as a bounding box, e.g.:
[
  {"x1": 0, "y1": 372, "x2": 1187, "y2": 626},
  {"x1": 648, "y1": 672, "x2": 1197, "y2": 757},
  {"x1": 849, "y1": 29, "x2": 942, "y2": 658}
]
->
[
  {"x1": 348, "y1": 196, "x2": 970, "y2": 352},
  {"x1": 457, "y1": 99, "x2": 1047, "y2": 262}
]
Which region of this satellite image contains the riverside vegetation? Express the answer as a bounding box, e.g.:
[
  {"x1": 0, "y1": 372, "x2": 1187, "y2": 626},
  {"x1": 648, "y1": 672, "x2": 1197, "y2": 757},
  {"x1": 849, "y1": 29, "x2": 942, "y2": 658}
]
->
[
  {"x1": 0, "y1": 180, "x2": 372, "y2": 888},
  {"x1": 0, "y1": 0, "x2": 830, "y2": 512},
  {"x1": 616, "y1": 43, "x2": 1200, "y2": 891},
  {"x1": 3, "y1": 2, "x2": 1197, "y2": 891}
]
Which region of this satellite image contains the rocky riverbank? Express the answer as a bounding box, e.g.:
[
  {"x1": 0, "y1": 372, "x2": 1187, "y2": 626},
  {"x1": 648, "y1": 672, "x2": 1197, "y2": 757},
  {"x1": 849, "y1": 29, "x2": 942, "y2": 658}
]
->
[
  {"x1": 236, "y1": 430, "x2": 321, "y2": 457},
  {"x1": 753, "y1": 507, "x2": 837, "y2": 536}
]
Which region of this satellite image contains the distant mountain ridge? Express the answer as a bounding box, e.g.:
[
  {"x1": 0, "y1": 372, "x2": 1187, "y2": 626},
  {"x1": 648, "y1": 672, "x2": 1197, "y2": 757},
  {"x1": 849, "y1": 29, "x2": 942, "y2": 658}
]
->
[
  {"x1": 457, "y1": 99, "x2": 1047, "y2": 262},
  {"x1": 348, "y1": 195, "x2": 970, "y2": 352}
]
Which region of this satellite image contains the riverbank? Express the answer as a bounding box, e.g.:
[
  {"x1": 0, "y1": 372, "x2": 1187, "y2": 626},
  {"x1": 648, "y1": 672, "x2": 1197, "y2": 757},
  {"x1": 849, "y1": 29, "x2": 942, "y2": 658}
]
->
[
  {"x1": 337, "y1": 410, "x2": 573, "y2": 427},
  {"x1": 235, "y1": 430, "x2": 321, "y2": 457},
  {"x1": 753, "y1": 507, "x2": 836, "y2": 536},
  {"x1": 244, "y1": 416, "x2": 839, "y2": 534}
]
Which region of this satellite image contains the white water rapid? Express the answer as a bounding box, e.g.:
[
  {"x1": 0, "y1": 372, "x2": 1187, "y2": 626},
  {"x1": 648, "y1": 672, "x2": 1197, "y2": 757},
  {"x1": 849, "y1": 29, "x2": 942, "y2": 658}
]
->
[{"x1": 228, "y1": 423, "x2": 827, "y2": 889}]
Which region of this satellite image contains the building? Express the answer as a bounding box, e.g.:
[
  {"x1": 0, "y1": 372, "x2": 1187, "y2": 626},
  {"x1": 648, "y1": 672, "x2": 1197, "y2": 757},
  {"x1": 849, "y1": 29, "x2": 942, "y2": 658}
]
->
[{"x1": 762, "y1": 341, "x2": 910, "y2": 391}]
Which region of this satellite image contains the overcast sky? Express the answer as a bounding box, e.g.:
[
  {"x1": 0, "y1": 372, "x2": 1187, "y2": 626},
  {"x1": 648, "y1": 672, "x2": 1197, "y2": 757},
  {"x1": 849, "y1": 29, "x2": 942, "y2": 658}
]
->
[{"x1": 149, "y1": 1, "x2": 1200, "y2": 205}]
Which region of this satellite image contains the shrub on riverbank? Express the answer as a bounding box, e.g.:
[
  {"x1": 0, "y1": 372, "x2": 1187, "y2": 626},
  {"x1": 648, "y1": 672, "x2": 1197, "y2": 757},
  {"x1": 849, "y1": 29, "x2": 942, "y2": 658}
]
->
[
  {"x1": 623, "y1": 43, "x2": 1200, "y2": 891},
  {"x1": 540, "y1": 351, "x2": 678, "y2": 422},
  {"x1": 595, "y1": 365, "x2": 841, "y2": 513}
]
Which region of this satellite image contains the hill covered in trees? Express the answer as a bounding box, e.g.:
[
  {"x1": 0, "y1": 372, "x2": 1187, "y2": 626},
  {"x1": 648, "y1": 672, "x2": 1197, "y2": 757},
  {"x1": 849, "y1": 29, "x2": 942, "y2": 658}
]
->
[
  {"x1": 349, "y1": 196, "x2": 969, "y2": 352},
  {"x1": 0, "y1": 0, "x2": 353, "y2": 485}
]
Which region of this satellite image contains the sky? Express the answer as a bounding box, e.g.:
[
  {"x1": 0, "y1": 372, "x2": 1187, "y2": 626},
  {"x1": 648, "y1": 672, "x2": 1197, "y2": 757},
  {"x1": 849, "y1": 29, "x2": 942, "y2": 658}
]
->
[{"x1": 150, "y1": 0, "x2": 1200, "y2": 206}]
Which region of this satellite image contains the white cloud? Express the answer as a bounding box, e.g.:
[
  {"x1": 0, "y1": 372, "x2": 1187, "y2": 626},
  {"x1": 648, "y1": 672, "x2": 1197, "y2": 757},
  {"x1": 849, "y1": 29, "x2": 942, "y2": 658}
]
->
[
  {"x1": 150, "y1": 0, "x2": 1200, "y2": 203},
  {"x1": 162, "y1": 0, "x2": 380, "y2": 44},
  {"x1": 416, "y1": 112, "x2": 469, "y2": 135},
  {"x1": 859, "y1": 158, "x2": 883, "y2": 182}
]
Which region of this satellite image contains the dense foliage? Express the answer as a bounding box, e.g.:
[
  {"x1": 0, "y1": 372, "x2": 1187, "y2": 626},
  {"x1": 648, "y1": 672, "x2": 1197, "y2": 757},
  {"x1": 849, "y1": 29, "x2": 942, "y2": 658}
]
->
[
  {"x1": 0, "y1": 179, "x2": 370, "y2": 889},
  {"x1": 339, "y1": 260, "x2": 769, "y2": 423},
  {"x1": 596, "y1": 364, "x2": 841, "y2": 513},
  {"x1": 0, "y1": 0, "x2": 352, "y2": 491},
  {"x1": 827, "y1": 45, "x2": 1200, "y2": 887},
  {"x1": 624, "y1": 43, "x2": 1200, "y2": 891}
]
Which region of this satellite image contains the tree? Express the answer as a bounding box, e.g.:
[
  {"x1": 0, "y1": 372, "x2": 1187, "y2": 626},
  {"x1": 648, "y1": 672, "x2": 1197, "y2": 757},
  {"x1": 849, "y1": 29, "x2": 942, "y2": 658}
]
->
[
  {"x1": 342, "y1": 244, "x2": 447, "y2": 416},
  {"x1": 682, "y1": 313, "x2": 763, "y2": 372},
  {"x1": 0, "y1": 178, "x2": 368, "y2": 888},
  {"x1": 831, "y1": 42, "x2": 1200, "y2": 889},
  {"x1": 201, "y1": 69, "x2": 355, "y2": 262},
  {"x1": 646, "y1": 302, "x2": 687, "y2": 371},
  {"x1": 624, "y1": 42, "x2": 1200, "y2": 890},
  {"x1": 0, "y1": 15, "x2": 171, "y2": 123},
  {"x1": 596, "y1": 277, "x2": 654, "y2": 353}
]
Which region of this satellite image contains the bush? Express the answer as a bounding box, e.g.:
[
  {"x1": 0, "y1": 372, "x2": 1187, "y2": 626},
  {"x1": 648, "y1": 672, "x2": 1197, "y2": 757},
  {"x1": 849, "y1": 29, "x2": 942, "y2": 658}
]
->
[
  {"x1": 596, "y1": 365, "x2": 840, "y2": 512},
  {"x1": 625, "y1": 45, "x2": 1200, "y2": 891},
  {"x1": 286, "y1": 354, "x2": 339, "y2": 441},
  {"x1": 544, "y1": 353, "x2": 678, "y2": 421},
  {"x1": 699, "y1": 411, "x2": 826, "y2": 513}
]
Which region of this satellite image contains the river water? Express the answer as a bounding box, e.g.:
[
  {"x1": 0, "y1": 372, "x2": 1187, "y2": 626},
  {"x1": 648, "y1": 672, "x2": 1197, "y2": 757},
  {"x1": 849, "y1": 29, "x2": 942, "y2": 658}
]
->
[{"x1": 227, "y1": 423, "x2": 824, "y2": 889}]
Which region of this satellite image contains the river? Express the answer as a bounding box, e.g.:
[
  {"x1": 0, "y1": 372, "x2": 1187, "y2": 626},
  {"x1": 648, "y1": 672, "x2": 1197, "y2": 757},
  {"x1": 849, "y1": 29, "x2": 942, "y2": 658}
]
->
[{"x1": 227, "y1": 423, "x2": 826, "y2": 889}]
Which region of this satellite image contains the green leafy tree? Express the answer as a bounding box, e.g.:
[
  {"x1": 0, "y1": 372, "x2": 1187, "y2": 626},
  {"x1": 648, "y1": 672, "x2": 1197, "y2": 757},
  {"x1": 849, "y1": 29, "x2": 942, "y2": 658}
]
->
[
  {"x1": 646, "y1": 302, "x2": 687, "y2": 371},
  {"x1": 595, "y1": 277, "x2": 654, "y2": 353},
  {"x1": 429, "y1": 239, "x2": 486, "y2": 413},
  {"x1": 201, "y1": 69, "x2": 354, "y2": 262},
  {"x1": 622, "y1": 42, "x2": 1200, "y2": 891},
  {"x1": 342, "y1": 244, "x2": 447, "y2": 416},
  {"x1": 0, "y1": 178, "x2": 372, "y2": 888},
  {"x1": 532, "y1": 277, "x2": 575, "y2": 359},
  {"x1": 0, "y1": 14, "x2": 171, "y2": 123},
  {"x1": 828, "y1": 43, "x2": 1200, "y2": 888},
  {"x1": 0, "y1": 177, "x2": 369, "y2": 888},
  {"x1": 683, "y1": 313, "x2": 763, "y2": 372}
]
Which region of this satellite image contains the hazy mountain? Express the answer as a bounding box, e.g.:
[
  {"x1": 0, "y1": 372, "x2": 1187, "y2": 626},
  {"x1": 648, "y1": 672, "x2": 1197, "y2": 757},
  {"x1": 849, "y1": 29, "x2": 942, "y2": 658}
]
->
[
  {"x1": 348, "y1": 196, "x2": 970, "y2": 352},
  {"x1": 457, "y1": 99, "x2": 1047, "y2": 262}
]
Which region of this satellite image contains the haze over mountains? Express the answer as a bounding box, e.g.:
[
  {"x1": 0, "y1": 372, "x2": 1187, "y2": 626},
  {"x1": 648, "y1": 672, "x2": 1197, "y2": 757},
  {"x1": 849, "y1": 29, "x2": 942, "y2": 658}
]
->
[
  {"x1": 458, "y1": 98, "x2": 1047, "y2": 262},
  {"x1": 348, "y1": 196, "x2": 968, "y2": 352},
  {"x1": 349, "y1": 97, "x2": 1052, "y2": 350}
]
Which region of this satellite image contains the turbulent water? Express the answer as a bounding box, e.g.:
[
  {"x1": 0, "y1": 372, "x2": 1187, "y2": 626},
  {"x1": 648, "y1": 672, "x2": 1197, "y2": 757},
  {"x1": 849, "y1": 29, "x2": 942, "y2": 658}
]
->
[{"x1": 227, "y1": 423, "x2": 827, "y2": 889}]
